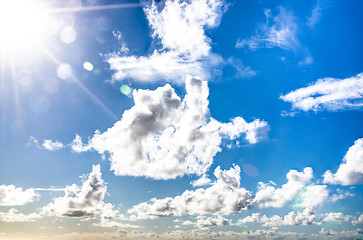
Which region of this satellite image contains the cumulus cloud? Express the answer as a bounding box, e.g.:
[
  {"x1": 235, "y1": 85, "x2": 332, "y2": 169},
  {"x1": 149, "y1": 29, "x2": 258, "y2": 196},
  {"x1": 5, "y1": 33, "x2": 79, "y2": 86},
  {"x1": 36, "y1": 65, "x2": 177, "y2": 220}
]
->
[
  {"x1": 237, "y1": 208, "x2": 316, "y2": 227},
  {"x1": 280, "y1": 73, "x2": 363, "y2": 112},
  {"x1": 195, "y1": 215, "x2": 230, "y2": 228},
  {"x1": 107, "y1": 0, "x2": 227, "y2": 82},
  {"x1": 320, "y1": 212, "x2": 352, "y2": 223},
  {"x1": 236, "y1": 7, "x2": 298, "y2": 51},
  {"x1": 128, "y1": 165, "x2": 253, "y2": 218},
  {"x1": 191, "y1": 174, "x2": 212, "y2": 187},
  {"x1": 0, "y1": 185, "x2": 39, "y2": 206},
  {"x1": 42, "y1": 165, "x2": 108, "y2": 218},
  {"x1": 89, "y1": 77, "x2": 268, "y2": 179},
  {"x1": 293, "y1": 185, "x2": 329, "y2": 208},
  {"x1": 70, "y1": 134, "x2": 92, "y2": 153},
  {"x1": 254, "y1": 167, "x2": 313, "y2": 208},
  {"x1": 236, "y1": 208, "x2": 316, "y2": 227},
  {"x1": 323, "y1": 138, "x2": 363, "y2": 185},
  {"x1": 352, "y1": 214, "x2": 363, "y2": 225},
  {"x1": 42, "y1": 139, "x2": 65, "y2": 151},
  {"x1": 330, "y1": 188, "x2": 354, "y2": 202},
  {"x1": 0, "y1": 208, "x2": 41, "y2": 222}
]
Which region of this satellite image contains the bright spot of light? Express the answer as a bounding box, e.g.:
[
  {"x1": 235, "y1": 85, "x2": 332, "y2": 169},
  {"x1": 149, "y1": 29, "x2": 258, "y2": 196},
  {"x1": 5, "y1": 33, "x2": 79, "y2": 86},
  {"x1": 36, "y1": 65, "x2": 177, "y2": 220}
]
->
[
  {"x1": 83, "y1": 61, "x2": 94, "y2": 71},
  {"x1": 60, "y1": 27, "x2": 77, "y2": 43},
  {"x1": 57, "y1": 64, "x2": 73, "y2": 80},
  {"x1": 120, "y1": 85, "x2": 131, "y2": 95},
  {"x1": 0, "y1": 0, "x2": 49, "y2": 52}
]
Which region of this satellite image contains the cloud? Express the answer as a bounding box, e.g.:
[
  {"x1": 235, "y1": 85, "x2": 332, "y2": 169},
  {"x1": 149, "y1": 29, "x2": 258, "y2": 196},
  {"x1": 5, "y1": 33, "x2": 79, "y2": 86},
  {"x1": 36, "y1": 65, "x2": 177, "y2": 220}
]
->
[
  {"x1": 42, "y1": 139, "x2": 65, "y2": 151},
  {"x1": 0, "y1": 208, "x2": 41, "y2": 222},
  {"x1": 293, "y1": 185, "x2": 329, "y2": 208},
  {"x1": 330, "y1": 188, "x2": 354, "y2": 202},
  {"x1": 90, "y1": 77, "x2": 268, "y2": 179},
  {"x1": 42, "y1": 165, "x2": 108, "y2": 218},
  {"x1": 352, "y1": 214, "x2": 363, "y2": 226},
  {"x1": 107, "y1": 0, "x2": 227, "y2": 83},
  {"x1": 128, "y1": 165, "x2": 253, "y2": 218},
  {"x1": 236, "y1": 208, "x2": 316, "y2": 227},
  {"x1": 320, "y1": 212, "x2": 352, "y2": 223},
  {"x1": 280, "y1": 73, "x2": 363, "y2": 112},
  {"x1": 195, "y1": 215, "x2": 230, "y2": 228},
  {"x1": 227, "y1": 57, "x2": 257, "y2": 79},
  {"x1": 27, "y1": 136, "x2": 65, "y2": 151},
  {"x1": 236, "y1": 7, "x2": 298, "y2": 51},
  {"x1": 0, "y1": 185, "x2": 39, "y2": 206},
  {"x1": 70, "y1": 134, "x2": 92, "y2": 153},
  {"x1": 323, "y1": 138, "x2": 363, "y2": 185},
  {"x1": 254, "y1": 167, "x2": 313, "y2": 208},
  {"x1": 190, "y1": 174, "x2": 212, "y2": 187}
]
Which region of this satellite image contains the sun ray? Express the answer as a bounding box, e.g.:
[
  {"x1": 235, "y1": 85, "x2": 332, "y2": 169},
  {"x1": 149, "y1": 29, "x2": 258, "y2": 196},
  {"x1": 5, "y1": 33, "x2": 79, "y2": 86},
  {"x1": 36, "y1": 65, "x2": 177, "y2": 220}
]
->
[
  {"x1": 45, "y1": 3, "x2": 145, "y2": 14},
  {"x1": 40, "y1": 47, "x2": 118, "y2": 121}
]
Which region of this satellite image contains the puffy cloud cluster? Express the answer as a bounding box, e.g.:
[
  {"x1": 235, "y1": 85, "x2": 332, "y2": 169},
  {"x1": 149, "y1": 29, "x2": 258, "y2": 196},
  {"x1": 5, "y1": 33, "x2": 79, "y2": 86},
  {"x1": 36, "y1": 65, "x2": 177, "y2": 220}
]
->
[
  {"x1": 195, "y1": 215, "x2": 230, "y2": 228},
  {"x1": 128, "y1": 165, "x2": 253, "y2": 218},
  {"x1": 280, "y1": 73, "x2": 363, "y2": 113},
  {"x1": 0, "y1": 208, "x2": 41, "y2": 222},
  {"x1": 107, "y1": 0, "x2": 227, "y2": 82},
  {"x1": 320, "y1": 212, "x2": 352, "y2": 223},
  {"x1": 42, "y1": 165, "x2": 108, "y2": 218},
  {"x1": 237, "y1": 208, "x2": 316, "y2": 227},
  {"x1": 323, "y1": 138, "x2": 363, "y2": 185},
  {"x1": 293, "y1": 185, "x2": 329, "y2": 208},
  {"x1": 236, "y1": 7, "x2": 298, "y2": 51},
  {"x1": 90, "y1": 77, "x2": 268, "y2": 179},
  {"x1": 254, "y1": 167, "x2": 313, "y2": 208},
  {"x1": 0, "y1": 185, "x2": 39, "y2": 206},
  {"x1": 352, "y1": 214, "x2": 363, "y2": 226}
]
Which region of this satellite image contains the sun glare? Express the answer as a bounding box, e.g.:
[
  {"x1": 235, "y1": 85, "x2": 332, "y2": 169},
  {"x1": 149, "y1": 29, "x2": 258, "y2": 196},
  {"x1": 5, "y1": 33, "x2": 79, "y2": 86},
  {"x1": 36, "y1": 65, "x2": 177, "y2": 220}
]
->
[{"x1": 0, "y1": 0, "x2": 48, "y2": 53}]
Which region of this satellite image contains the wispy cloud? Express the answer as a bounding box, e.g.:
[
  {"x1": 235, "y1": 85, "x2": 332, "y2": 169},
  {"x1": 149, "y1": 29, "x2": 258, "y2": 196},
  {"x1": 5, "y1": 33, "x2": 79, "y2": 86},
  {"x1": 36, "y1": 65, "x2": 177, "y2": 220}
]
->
[
  {"x1": 236, "y1": 7, "x2": 298, "y2": 51},
  {"x1": 323, "y1": 138, "x2": 363, "y2": 185},
  {"x1": 107, "y1": 0, "x2": 227, "y2": 83},
  {"x1": 27, "y1": 137, "x2": 65, "y2": 151},
  {"x1": 281, "y1": 73, "x2": 363, "y2": 113}
]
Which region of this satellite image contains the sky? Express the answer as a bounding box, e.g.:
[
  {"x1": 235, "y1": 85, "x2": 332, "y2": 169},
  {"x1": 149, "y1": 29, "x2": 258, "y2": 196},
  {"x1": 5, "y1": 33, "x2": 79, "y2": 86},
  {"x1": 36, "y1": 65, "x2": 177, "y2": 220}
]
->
[{"x1": 0, "y1": 0, "x2": 362, "y2": 239}]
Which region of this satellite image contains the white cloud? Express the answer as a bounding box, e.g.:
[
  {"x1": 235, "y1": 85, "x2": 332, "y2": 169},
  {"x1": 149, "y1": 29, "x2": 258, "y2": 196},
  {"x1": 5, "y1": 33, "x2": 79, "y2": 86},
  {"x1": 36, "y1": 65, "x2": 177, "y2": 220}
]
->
[
  {"x1": 90, "y1": 77, "x2": 268, "y2": 179},
  {"x1": 191, "y1": 174, "x2": 212, "y2": 187},
  {"x1": 352, "y1": 214, "x2": 363, "y2": 225},
  {"x1": 320, "y1": 212, "x2": 352, "y2": 223},
  {"x1": 27, "y1": 136, "x2": 65, "y2": 151},
  {"x1": 70, "y1": 134, "x2": 91, "y2": 153},
  {"x1": 128, "y1": 165, "x2": 253, "y2": 218},
  {"x1": 254, "y1": 167, "x2": 313, "y2": 208},
  {"x1": 107, "y1": 0, "x2": 227, "y2": 83},
  {"x1": 0, "y1": 185, "x2": 39, "y2": 206},
  {"x1": 42, "y1": 165, "x2": 108, "y2": 218},
  {"x1": 42, "y1": 139, "x2": 65, "y2": 151},
  {"x1": 236, "y1": 208, "x2": 316, "y2": 227},
  {"x1": 280, "y1": 73, "x2": 363, "y2": 112},
  {"x1": 0, "y1": 208, "x2": 41, "y2": 222},
  {"x1": 323, "y1": 138, "x2": 363, "y2": 185},
  {"x1": 330, "y1": 188, "x2": 354, "y2": 202},
  {"x1": 236, "y1": 7, "x2": 298, "y2": 51},
  {"x1": 294, "y1": 185, "x2": 329, "y2": 208},
  {"x1": 195, "y1": 215, "x2": 230, "y2": 228}
]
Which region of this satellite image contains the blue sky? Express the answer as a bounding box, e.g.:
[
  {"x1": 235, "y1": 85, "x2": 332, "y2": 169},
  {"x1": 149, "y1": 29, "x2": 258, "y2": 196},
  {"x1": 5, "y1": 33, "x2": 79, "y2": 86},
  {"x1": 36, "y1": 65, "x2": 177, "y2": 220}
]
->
[{"x1": 0, "y1": 0, "x2": 362, "y2": 239}]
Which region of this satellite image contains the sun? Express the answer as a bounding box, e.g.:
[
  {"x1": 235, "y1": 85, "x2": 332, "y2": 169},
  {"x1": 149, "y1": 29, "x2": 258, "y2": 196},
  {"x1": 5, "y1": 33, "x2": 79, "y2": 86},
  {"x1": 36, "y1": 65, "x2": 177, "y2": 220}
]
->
[{"x1": 0, "y1": 0, "x2": 49, "y2": 55}]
